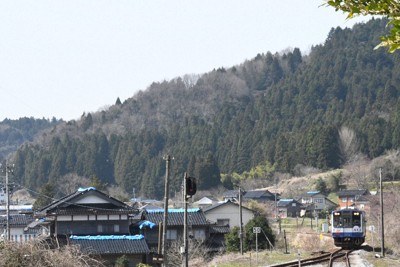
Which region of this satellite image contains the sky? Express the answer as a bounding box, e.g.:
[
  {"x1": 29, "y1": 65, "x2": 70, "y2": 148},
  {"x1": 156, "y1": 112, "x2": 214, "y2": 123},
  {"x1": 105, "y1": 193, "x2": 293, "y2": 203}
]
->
[{"x1": 0, "y1": 1, "x2": 371, "y2": 121}]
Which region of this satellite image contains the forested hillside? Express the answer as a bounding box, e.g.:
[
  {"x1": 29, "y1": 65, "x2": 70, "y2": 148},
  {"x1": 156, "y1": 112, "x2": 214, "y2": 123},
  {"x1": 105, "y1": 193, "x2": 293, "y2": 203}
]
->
[
  {"x1": 0, "y1": 117, "x2": 61, "y2": 159},
  {"x1": 10, "y1": 18, "x2": 400, "y2": 199}
]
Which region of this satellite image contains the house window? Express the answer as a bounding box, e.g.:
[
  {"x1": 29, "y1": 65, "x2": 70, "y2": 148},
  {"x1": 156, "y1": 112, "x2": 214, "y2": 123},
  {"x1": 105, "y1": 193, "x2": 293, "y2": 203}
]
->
[
  {"x1": 97, "y1": 225, "x2": 103, "y2": 233},
  {"x1": 114, "y1": 224, "x2": 120, "y2": 233},
  {"x1": 167, "y1": 229, "x2": 177, "y2": 240},
  {"x1": 292, "y1": 203, "x2": 296, "y2": 207},
  {"x1": 314, "y1": 198, "x2": 323, "y2": 203},
  {"x1": 342, "y1": 197, "x2": 347, "y2": 203},
  {"x1": 217, "y1": 219, "x2": 230, "y2": 226},
  {"x1": 193, "y1": 229, "x2": 206, "y2": 240}
]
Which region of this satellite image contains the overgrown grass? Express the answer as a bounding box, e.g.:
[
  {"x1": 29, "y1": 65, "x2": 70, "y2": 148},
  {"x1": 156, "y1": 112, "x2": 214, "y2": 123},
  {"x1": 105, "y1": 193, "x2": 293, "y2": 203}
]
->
[
  {"x1": 364, "y1": 253, "x2": 400, "y2": 267},
  {"x1": 207, "y1": 250, "x2": 309, "y2": 267}
]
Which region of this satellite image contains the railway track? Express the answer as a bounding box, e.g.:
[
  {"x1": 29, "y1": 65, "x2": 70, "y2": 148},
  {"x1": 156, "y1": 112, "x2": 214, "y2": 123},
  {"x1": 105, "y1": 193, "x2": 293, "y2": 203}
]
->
[
  {"x1": 266, "y1": 248, "x2": 355, "y2": 267},
  {"x1": 328, "y1": 248, "x2": 354, "y2": 267}
]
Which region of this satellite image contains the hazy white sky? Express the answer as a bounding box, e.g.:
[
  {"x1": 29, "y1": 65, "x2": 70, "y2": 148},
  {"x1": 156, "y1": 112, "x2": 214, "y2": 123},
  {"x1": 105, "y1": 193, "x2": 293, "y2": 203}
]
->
[{"x1": 0, "y1": 1, "x2": 370, "y2": 121}]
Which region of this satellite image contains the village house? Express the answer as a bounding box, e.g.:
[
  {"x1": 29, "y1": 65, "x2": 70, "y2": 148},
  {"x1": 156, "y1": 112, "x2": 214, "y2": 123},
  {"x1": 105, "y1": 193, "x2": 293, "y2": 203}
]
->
[
  {"x1": 193, "y1": 196, "x2": 219, "y2": 209},
  {"x1": 336, "y1": 189, "x2": 370, "y2": 210},
  {"x1": 0, "y1": 214, "x2": 45, "y2": 242},
  {"x1": 135, "y1": 208, "x2": 210, "y2": 252},
  {"x1": 222, "y1": 190, "x2": 242, "y2": 202},
  {"x1": 36, "y1": 187, "x2": 151, "y2": 267},
  {"x1": 203, "y1": 200, "x2": 256, "y2": 228},
  {"x1": 276, "y1": 199, "x2": 303, "y2": 218},
  {"x1": 243, "y1": 189, "x2": 277, "y2": 203},
  {"x1": 297, "y1": 191, "x2": 337, "y2": 215}
]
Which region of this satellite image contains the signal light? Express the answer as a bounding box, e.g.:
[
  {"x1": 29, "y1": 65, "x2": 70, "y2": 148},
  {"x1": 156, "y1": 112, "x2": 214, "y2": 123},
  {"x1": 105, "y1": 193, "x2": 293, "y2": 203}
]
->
[{"x1": 186, "y1": 177, "x2": 197, "y2": 197}]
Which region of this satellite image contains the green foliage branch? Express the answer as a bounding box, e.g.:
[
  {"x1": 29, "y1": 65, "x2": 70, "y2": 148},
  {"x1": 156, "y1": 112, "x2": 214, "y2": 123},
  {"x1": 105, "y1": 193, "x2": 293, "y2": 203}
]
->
[
  {"x1": 326, "y1": 0, "x2": 400, "y2": 52},
  {"x1": 225, "y1": 216, "x2": 275, "y2": 252}
]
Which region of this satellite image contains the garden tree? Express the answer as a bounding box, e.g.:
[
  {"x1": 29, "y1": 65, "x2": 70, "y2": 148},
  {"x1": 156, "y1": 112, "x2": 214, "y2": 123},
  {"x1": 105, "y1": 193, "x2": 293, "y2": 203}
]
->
[
  {"x1": 33, "y1": 182, "x2": 55, "y2": 210},
  {"x1": 327, "y1": 171, "x2": 342, "y2": 192},
  {"x1": 243, "y1": 215, "x2": 275, "y2": 251},
  {"x1": 326, "y1": 0, "x2": 400, "y2": 52},
  {"x1": 225, "y1": 226, "x2": 241, "y2": 252},
  {"x1": 314, "y1": 177, "x2": 328, "y2": 194},
  {"x1": 114, "y1": 255, "x2": 129, "y2": 267}
]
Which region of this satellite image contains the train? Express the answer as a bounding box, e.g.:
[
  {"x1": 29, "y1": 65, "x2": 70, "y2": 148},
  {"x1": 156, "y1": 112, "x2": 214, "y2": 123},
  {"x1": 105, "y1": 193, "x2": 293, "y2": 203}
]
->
[{"x1": 331, "y1": 208, "x2": 366, "y2": 248}]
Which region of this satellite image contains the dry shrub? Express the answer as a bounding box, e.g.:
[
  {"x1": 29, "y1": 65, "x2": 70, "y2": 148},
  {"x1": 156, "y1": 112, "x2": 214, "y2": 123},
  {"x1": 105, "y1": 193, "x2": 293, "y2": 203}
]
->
[
  {"x1": 207, "y1": 252, "x2": 250, "y2": 266},
  {"x1": 0, "y1": 239, "x2": 105, "y2": 267},
  {"x1": 290, "y1": 232, "x2": 335, "y2": 252}
]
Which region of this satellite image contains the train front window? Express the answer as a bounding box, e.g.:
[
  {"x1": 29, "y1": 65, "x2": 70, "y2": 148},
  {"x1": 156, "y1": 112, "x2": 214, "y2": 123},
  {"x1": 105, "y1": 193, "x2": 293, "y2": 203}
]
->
[
  {"x1": 352, "y1": 211, "x2": 361, "y2": 226},
  {"x1": 333, "y1": 212, "x2": 341, "y2": 227},
  {"x1": 333, "y1": 211, "x2": 353, "y2": 228}
]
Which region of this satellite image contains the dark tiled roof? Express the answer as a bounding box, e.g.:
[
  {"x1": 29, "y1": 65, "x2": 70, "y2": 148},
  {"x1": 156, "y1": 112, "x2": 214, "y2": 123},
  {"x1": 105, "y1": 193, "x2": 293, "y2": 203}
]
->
[
  {"x1": 243, "y1": 190, "x2": 273, "y2": 199},
  {"x1": 144, "y1": 209, "x2": 209, "y2": 226},
  {"x1": 44, "y1": 207, "x2": 136, "y2": 216},
  {"x1": 38, "y1": 188, "x2": 138, "y2": 216},
  {"x1": 0, "y1": 214, "x2": 35, "y2": 226},
  {"x1": 336, "y1": 189, "x2": 369, "y2": 197},
  {"x1": 70, "y1": 236, "x2": 150, "y2": 254},
  {"x1": 222, "y1": 190, "x2": 240, "y2": 198},
  {"x1": 277, "y1": 199, "x2": 298, "y2": 207}
]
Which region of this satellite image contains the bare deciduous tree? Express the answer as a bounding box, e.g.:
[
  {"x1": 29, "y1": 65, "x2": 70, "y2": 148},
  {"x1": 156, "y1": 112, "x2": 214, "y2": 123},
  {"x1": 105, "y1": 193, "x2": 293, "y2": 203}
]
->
[
  {"x1": 0, "y1": 239, "x2": 105, "y2": 267},
  {"x1": 339, "y1": 126, "x2": 361, "y2": 164},
  {"x1": 166, "y1": 238, "x2": 214, "y2": 267}
]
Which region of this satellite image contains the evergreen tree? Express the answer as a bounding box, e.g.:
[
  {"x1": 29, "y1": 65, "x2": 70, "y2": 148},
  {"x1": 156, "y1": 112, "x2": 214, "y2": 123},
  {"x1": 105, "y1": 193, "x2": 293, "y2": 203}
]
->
[
  {"x1": 244, "y1": 216, "x2": 275, "y2": 251},
  {"x1": 33, "y1": 183, "x2": 55, "y2": 210}
]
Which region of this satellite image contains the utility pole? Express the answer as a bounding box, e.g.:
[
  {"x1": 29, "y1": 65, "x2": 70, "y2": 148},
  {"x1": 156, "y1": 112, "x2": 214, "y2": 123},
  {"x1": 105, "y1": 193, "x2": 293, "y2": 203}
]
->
[
  {"x1": 239, "y1": 187, "x2": 243, "y2": 255},
  {"x1": 183, "y1": 173, "x2": 189, "y2": 267},
  {"x1": 379, "y1": 168, "x2": 385, "y2": 257},
  {"x1": 162, "y1": 155, "x2": 171, "y2": 267},
  {"x1": 1, "y1": 161, "x2": 14, "y2": 241}
]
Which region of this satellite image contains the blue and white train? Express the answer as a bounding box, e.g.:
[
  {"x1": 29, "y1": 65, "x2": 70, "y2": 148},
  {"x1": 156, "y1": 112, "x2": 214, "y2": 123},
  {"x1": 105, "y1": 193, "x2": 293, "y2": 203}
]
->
[{"x1": 331, "y1": 208, "x2": 366, "y2": 248}]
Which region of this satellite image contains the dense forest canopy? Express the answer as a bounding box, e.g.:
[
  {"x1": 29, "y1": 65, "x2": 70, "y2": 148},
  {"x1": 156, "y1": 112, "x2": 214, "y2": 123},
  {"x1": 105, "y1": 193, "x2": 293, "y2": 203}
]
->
[
  {"x1": 0, "y1": 117, "x2": 61, "y2": 159},
  {"x1": 6, "y1": 18, "x2": 400, "y2": 199}
]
